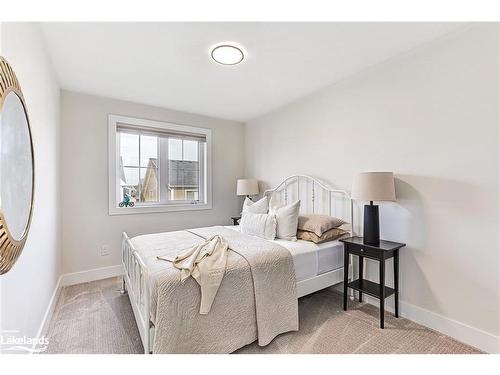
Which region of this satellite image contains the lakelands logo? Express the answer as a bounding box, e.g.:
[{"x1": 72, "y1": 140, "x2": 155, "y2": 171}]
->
[{"x1": 0, "y1": 330, "x2": 49, "y2": 353}]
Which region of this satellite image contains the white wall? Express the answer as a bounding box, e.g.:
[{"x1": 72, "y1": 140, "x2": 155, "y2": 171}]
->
[
  {"x1": 245, "y1": 24, "x2": 500, "y2": 351},
  {"x1": 0, "y1": 23, "x2": 61, "y2": 345},
  {"x1": 60, "y1": 91, "x2": 244, "y2": 274},
  {"x1": 1, "y1": 21, "x2": 497, "y2": 353}
]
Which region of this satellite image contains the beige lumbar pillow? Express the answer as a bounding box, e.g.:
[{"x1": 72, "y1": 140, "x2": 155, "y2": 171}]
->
[
  {"x1": 297, "y1": 214, "x2": 346, "y2": 237},
  {"x1": 297, "y1": 227, "x2": 349, "y2": 244}
]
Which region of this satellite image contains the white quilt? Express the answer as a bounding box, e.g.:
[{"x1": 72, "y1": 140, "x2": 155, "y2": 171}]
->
[{"x1": 131, "y1": 225, "x2": 298, "y2": 353}]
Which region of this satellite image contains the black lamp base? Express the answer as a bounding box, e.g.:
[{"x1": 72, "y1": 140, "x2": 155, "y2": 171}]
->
[{"x1": 363, "y1": 203, "x2": 380, "y2": 245}]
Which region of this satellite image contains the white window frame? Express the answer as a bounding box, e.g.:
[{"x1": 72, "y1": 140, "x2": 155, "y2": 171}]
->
[{"x1": 108, "y1": 114, "x2": 212, "y2": 215}]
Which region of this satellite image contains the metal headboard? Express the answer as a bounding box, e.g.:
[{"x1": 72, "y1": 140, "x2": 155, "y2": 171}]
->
[{"x1": 263, "y1": 175, "x2": 353, "y2": 228}]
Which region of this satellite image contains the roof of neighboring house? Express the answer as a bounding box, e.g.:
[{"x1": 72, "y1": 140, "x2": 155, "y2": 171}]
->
[
  {"x1": 126, "y1": 158, "x2": 198, "y2": 189},
  {"x1": 148, "y1": 158, "x2": 158, "y2": 169},
  {"x1": 168, "y1": 160, "x2": 199, "y2": 188}
]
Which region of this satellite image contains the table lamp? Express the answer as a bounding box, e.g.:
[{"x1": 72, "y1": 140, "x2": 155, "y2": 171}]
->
[
  {"x1": 351, "y1": 172, "x2": 396, "y2": 245},
  {"x1": 236, "y1": 179, "x2": 259, "y2": 200}
]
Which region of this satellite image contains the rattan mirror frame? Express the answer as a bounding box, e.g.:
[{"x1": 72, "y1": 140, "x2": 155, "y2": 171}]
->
[{"x1": 0, "y1": 56, "x2": 35, "y2": 274}]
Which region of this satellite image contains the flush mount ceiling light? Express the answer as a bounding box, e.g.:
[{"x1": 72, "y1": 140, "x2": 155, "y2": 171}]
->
[{"x1": 210, "y1": 43, "x2": 245, "y2": 65}]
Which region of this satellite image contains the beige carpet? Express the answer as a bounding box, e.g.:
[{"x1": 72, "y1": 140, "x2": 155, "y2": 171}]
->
[{"x1": 44, "y1": 277, "x2": 481, "y2": 354}]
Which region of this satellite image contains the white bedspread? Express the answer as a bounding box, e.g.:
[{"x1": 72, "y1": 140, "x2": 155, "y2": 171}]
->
[{"x1": 131, "y1": 226, "x2": 298, "y2": 353}]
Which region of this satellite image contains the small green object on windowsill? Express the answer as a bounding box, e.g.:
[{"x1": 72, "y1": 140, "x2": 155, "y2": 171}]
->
[{"x1": 119, "y1": 194, "x2": 135, "y2": 208}]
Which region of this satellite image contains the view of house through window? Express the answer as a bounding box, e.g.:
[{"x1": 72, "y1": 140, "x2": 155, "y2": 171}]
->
[
  {"x1": 117, "y1": 125, "x2": 206, "y2": 206},
  {"x1": 168, "y1": 138, "x2": 200, "y2": 201},
  {"x1": 120, "y1": 133, "x2": 159, "y2": 203}
]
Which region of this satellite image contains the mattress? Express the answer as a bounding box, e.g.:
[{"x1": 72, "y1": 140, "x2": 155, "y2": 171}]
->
[{"x1": 224, "y1": 226, "x2": 344, "y2": 282}]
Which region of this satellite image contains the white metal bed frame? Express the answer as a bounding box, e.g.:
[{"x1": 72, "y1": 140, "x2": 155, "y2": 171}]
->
[
  {"x1": 121, "y1": 175, "x2": 353, "y2": 354},
  {"x1": 263, "y1": 175, "x2": 353, "y2": 297}
]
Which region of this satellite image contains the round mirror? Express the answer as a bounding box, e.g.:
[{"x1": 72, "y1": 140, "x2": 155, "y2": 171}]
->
[
  {"x1": 1, "y1": 91, "x2": 33, "y2": 239},
  {"x1": 0, "y1": 57, "x2": 34, "y2": 274}
]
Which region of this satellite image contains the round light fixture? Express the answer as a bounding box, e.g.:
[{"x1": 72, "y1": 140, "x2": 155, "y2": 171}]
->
[{"x1": 210, "y1": 43, "x2": 245, "y2": 65}]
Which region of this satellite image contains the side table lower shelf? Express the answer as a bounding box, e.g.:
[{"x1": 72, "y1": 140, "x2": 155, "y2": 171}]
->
[{"x1": 347, "y1": 279, "x2": 395, "y2": 299}]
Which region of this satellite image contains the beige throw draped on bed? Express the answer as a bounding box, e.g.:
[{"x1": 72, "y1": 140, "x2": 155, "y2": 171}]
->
[
  {"x1": 157, "y1": 234, "x2": 228, "y2": 314},
  {"x1": 131, "y1": 226, "x2": 298, "y2": 353}
]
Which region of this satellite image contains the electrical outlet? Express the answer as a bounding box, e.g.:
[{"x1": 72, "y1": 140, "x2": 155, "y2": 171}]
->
[{"x1": 100, "y1": 245, "x2": 110, "y2": 256}]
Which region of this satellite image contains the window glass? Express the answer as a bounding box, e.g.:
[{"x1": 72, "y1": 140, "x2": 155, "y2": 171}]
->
[
  {"x1": 168, "y1": 138, "x2": 182, "y2": 160},
  {"x1": 140, "y1": 135, "x2": 158, "y2": 167},
  {"x1": 139, "y1": 165, "x2": 158, "y2": 202},
  {"x1": 183, "y1": 140, "x2": 198, "y2": 161},
  {"x1": 120, "y1": 133, "x2": 139, "y2": 166},
  {"x1": 168, "y1": 139, "x2": 200, "y2": 201},
  {"x1": 119, "y1": 133, "x2": 159, "y2": 203}
]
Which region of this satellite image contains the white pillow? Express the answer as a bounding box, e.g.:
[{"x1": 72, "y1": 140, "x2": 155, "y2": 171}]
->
[
  {"x1": 241, "y1": 196, "x2": 268, "y2": 214},
  {"x1": 239, "y1": 212, "x2": 276, "y2": 240},
  {"x1": 269, "y1": 197, "x2": 301, "y2": 241}
]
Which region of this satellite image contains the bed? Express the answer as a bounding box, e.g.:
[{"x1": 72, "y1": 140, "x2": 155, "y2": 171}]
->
[
  {"x1": 121, "y1": 175, "x2": 353, "y2": 353},
  {"x1": 224, "y1": 225, "x2": 347, "y2": 296}
]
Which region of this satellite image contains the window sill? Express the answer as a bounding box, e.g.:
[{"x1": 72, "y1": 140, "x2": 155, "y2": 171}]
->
[{"x1": 108, "y1": 202, "x2": 212, "y2": 216}]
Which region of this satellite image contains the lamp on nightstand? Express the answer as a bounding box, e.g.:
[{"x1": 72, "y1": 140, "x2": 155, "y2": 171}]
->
[
  {"x1": 236, "y1": 179, "x2": 259, "y2": 200},
  {"x1": 351, "y1": 172, "x2": 396, "y2": 245}
]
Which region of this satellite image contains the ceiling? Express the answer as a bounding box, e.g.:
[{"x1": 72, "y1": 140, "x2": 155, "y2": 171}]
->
[{"x1": 41, "y1": 22, "x2": 462, "y2": 122}]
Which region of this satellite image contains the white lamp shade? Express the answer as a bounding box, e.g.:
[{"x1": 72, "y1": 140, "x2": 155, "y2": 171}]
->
[
  {"x1": 237, "y1": 179, "x2": 259, "y2": 196},
  {"x1": 351, "y1": 172, "x2": 396, "y2": 202}
]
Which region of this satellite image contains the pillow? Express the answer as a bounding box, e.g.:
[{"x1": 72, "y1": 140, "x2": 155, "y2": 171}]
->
[
  {"x1": 338, "y1": 223, "x2": 352, "y2": 232},
  {"x1": 297, "y1": 227, "x2": 349, "y2": 244},
  {"x1": 240, "y1": 212, "x2": 277, "y2": 240},
  {"x1": 241, "y1": 196, "x2": 268, "y2": 214},
  {"x1": 269, "y1": 197, "x2": 300, "y2": 241},
  {"x1": 297, "y1": 214, "x2": 347, "y2": 237}
]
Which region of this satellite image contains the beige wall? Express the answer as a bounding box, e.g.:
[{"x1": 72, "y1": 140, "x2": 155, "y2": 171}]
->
[
  {"x1": 0, "y1": 23, "x2": 61, "y2": 343},
  {"x1": 60, "y1": 91, "x2": 244, "y2": 273},
  {"x1": 245, "y1": 25, "x2": 500, "y2": 343}
]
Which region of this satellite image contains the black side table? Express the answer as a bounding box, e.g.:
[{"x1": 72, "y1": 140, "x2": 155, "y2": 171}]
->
[
  {"x1": 231, "y1": 216, "x2": 241, "y2": 226},
  {"x1": 340, "y1": 236, "x2": 406, "y2": 328}
]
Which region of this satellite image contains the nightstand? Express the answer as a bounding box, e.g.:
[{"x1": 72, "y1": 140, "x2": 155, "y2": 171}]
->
[
  {"x1": 340, "y1": 236, "x2": 406, "y2": 328},
  {"x1": 231, "y1": 216, "x2": 241, "y2": 226}
]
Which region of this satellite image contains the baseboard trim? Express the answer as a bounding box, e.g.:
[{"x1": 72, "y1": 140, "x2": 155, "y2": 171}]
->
[
  {"x1": 363, "y1": 294, "x2": 500, "y2": 354},
  {"x1": 32, "y1": 275, "x2": 62, "y2": 353},
  {"x1": 60, "y1": 264, "x2": 123, "y2": 287}
]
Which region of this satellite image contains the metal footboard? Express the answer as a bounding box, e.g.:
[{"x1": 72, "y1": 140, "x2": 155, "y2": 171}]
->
[{"x1": 122, "y1": 232, "x2": 152, "y2": 353}]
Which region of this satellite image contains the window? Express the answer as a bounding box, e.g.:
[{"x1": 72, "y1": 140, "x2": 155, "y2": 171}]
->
[{"x1": 108, "y1": 115, "x2": 211, "y2": 215}]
